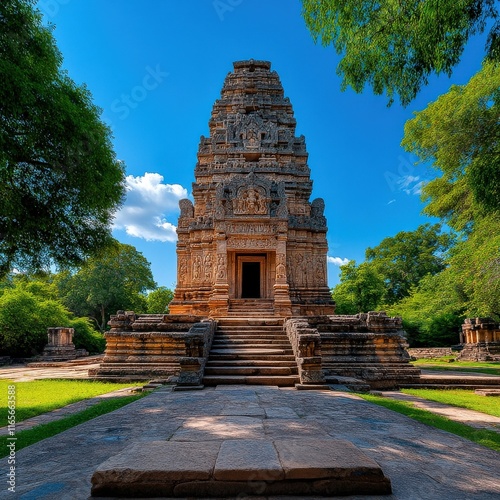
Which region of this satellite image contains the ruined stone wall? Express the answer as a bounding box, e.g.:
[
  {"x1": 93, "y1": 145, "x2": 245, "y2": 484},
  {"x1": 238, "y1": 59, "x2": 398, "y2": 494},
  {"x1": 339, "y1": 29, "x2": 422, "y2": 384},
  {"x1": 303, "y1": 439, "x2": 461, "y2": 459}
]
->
[
  {"x1": 407, "y1": 348, "x2": 454, "y2": 359},
  {"x1": 89, "y1": 311, "x2": 216, "y2": 381},
  {"x1": 304, "y1": 313, "x2": 420, "y2": 389}
]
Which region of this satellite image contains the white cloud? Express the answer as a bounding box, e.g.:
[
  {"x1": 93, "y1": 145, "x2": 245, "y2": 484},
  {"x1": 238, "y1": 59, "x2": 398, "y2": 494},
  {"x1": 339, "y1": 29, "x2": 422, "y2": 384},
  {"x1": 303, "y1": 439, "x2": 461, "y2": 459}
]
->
[
  {"x1": 387, "y1": 199, "x2": 396, "y2": 205},
  {"x1": 398, "y1": 175, "x2": 427, "y2": 195},
  {"x1": 113, "y1": 172, "x2": 188, "y2": 242},
  {"x1": 327, "y1": 256, "x2": 350, "y2": 266}
]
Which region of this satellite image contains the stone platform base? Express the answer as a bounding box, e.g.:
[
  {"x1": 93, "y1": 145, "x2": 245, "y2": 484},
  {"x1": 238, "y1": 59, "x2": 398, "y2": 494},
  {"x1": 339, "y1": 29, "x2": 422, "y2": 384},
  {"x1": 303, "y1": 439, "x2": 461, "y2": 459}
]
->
[
  {"x1": 457, "y1": 342, "x2": 500, "y2": 361},
  {"x1": 91, "y1": 439, "x2": 391, "y2": 497}
]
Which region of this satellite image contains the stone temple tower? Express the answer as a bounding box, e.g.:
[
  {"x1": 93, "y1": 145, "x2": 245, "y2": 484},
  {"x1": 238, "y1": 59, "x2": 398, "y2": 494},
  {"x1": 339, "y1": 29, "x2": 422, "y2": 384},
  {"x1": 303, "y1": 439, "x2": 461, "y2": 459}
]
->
[{"x1": 169, "y1": 60, "x2": 335, "y2": 317}]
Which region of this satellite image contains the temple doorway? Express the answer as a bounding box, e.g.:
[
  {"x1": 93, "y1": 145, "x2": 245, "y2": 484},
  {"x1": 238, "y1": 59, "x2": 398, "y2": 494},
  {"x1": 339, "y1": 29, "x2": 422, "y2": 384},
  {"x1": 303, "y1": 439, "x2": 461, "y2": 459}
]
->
[
  {"x1": 237, "y1": 255, "x2": 266, "y2": 299},
  {"x1": 241, "y1": 262, "x2": 260, "y2": 298}
]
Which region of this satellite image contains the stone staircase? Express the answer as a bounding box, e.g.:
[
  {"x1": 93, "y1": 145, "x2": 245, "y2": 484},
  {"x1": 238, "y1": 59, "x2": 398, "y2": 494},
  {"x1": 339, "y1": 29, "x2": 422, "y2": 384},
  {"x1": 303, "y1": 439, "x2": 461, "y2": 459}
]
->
[
  {"x1": 203, "y1": 317, "x2": 299, "y2": 386},
  {"x1": 227, "y1": 299, "x2": 274, "y2": 317}
]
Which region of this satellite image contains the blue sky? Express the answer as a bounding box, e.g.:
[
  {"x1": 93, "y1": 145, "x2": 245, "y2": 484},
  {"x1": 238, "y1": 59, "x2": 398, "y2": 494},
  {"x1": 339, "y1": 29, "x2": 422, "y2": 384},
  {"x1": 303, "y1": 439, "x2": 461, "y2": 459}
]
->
[{"x1": 37, "y1": 0, "x2": 485, "y2": 288}]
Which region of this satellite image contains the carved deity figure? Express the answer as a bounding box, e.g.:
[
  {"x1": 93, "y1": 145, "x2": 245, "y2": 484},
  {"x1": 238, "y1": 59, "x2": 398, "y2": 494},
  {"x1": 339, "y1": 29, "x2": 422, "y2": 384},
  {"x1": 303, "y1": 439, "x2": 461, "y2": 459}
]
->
[
  {"x1": 204, "y1": 253, "x2": 213, "y2": 281},
  {"x1": 193, "y1": 255, "x2": 202, "y2": 281},
  {"x1": 276, "y1": 254, "x2": 286, "y2": 280},
  {"x1": 216, "y1": 254, "x2": 227, "y2": 279}
]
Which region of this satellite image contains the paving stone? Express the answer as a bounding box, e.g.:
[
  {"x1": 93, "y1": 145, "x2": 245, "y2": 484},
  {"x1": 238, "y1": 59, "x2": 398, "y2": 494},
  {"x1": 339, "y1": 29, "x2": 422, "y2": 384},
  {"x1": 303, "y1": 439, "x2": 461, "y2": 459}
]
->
[
  {"x1": 91, "y1": 440, "x2": 221, "y2": 496},
  {"x1": 170, "y1": 415, "x2": 265, "y2": 441},
  {"x1": 214, "y1": 439, "x2": 284, "y2": 481},
  {"x1": 274, "y1": 438, "x2": 387, "y2": 480},
  {"x1": 265, "y1": 406, "x2": 298, "y2": 418}
]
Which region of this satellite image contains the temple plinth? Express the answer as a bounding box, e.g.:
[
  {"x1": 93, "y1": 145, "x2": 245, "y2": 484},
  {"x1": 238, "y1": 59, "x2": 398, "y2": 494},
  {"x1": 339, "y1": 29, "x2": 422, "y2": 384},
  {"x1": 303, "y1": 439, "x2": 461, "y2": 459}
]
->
[{"x1": 169, "y1": 59, "x2": 335, "y2": 318}]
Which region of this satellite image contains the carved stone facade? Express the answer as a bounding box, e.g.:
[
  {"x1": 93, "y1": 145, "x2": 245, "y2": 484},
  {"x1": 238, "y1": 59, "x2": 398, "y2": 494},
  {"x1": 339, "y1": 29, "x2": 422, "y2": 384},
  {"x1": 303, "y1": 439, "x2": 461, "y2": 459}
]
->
[
  {"x1": 458, "y1": 317, "x2": 500, "y2": 361},
  {"x1": 169, "y1": 60, "x2": 335, "y2": 317}
]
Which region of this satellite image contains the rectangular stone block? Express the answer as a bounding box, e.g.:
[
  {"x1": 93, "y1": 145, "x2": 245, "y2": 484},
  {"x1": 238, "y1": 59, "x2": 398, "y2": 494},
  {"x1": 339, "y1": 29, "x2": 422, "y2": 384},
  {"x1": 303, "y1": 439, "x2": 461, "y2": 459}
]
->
[
  {"x1": 91, "y1": 441, "x2": 220, "y2": 496},
  {"x1": 275, "y1": 438, "x2": 387, "y2": 480},
  {"x1": 214, "y1": 439, "x2": 284, "y2": 481}
]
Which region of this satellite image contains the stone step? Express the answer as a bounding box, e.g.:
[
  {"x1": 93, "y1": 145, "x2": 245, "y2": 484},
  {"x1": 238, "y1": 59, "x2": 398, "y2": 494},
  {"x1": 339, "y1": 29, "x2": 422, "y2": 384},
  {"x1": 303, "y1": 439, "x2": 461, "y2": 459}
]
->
[
  {"x1": 206, "y1": 359, "x2": 297, "y2": 367},
  {"x1": 91, "y1": 439, "x2": 392, "y2": 497},
  {"x1": 209, "y1": 347, "x2": 293, "y2": 355},
  {"x1": 212, "y1": 339, "x2": 291, "y2": 346},
  {"x1": 216, "y1": 318, "x2": 283, "y2": 327},
  {"x1": 203, "y1": 374, "x2": 299, "y2": 386},
  {"x1": 204, "y1": 366, "x2": 298, "y2": 376},
  {"x1": 215, "y1": 326, "x2": 285, "y2": 331},
  {"x1": 214, "y1": 335, "x2": 287, "y2": 341},
  {"x1": 209, "y1": 353, "x2": 296, "y2": 362}
]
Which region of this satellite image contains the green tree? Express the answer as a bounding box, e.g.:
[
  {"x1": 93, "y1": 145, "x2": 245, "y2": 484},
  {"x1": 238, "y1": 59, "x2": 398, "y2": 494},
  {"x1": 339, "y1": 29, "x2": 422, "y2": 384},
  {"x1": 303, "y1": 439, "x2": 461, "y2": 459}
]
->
[
  {"x1": 57, "y1": 243, "x2": 156, "y2": 332},
  {"x1": 388, "y1": 271, "x2": 466, "y2": 346},
  {"x1": 0, "y1": 0, "x2": 125, "y2": 276},
  {"x1": 403, "y1": 61, "x2": 500, "y2": 224},
  {"x1": 365, "y1": 223, "x2": 454, "y2": 304},
  {"x1": 147, "y1": 286, "x2": 174, "y2": 314},
  {"x1": 0, "y1": 285, "x2": 104, "y2": 357},
  {"x1": 301, "y1": 0, "x2": 499, "y2": 106},
  {"x1": 448, "y1": 213, "x2": 500, "y2": 319},
  {"x1": 332, "y1": 260, "x2": 385, "y2": 313}
]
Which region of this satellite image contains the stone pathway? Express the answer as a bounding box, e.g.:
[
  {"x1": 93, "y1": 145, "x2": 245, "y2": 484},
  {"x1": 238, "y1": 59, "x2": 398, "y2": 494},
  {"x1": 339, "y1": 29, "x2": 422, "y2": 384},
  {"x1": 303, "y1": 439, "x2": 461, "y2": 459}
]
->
[
  {"x1": 1, "y1": 385, "x2": 499, "y2": 499},
  {"x1": 0, "y1": 362, "x2": 101, "y2": 381},
  {"x1": 380, "y1": 391, "x2": 500, "y2": 433}
]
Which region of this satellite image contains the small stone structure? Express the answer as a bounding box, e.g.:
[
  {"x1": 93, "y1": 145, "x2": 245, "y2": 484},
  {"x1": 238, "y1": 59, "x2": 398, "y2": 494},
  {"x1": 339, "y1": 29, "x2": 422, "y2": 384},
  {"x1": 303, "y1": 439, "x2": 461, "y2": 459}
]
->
[
  {"x1": 42, "y1": 327, "x2": 87, "y2": 361},
  {"x1": 458, "y1": 318, "x2": 500, "y2": 361}
]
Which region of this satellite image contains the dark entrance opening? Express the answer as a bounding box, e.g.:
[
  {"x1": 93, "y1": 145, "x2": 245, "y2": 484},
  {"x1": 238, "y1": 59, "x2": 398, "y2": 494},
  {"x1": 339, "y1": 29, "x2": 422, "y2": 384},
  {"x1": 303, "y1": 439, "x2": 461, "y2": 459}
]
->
[{"x1": 241, "y1": 262, "x2": 260, "y2": 298}]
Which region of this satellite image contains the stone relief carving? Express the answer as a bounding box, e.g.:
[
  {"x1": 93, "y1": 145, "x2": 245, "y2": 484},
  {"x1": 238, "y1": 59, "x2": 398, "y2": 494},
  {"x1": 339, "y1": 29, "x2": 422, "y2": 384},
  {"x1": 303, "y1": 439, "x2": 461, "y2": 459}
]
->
[
  {"x1": 233, "y1": 187, "x2": 268, "y2": 215},
  {"x1": 193, "y1": 255, "x2": 202, "y2": 282},
  {"x1": 276, "y1": 254, "x2": 286, "y2": 279},
  {"x1": 204, "y1": 253, "x2": 213, "y2": 282},
  {"x1": 216, "y1": 254, "x2": 227, "y2": 280},
  {"x1": 226, "y1": 237, "x2": 276, "y2": 249},
  {"x1": 225, "y1": 222, "x2": 281, "y2": 234}
]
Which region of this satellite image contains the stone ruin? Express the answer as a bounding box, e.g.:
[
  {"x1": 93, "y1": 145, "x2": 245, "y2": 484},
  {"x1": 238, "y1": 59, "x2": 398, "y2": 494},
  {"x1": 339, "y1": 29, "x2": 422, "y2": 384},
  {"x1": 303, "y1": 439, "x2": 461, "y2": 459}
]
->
[
  {"x1": 42, "y1": 327, "x2": 88, "y2": 361},
  {"x1": 458, "y1": 317, "x2": 500, "y2": 361},
  {"x1": 91, "y1": 60, "x2": 419, "y2": 389}
]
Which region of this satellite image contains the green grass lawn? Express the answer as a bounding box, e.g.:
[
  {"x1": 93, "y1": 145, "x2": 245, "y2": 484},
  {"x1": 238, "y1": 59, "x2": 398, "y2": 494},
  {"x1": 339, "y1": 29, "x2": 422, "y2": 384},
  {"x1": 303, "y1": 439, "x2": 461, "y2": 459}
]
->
[
  {"x1": 413, "y1": 359, "x2": 500, "y2": 376},
  {"x1": 402, "y1": 389, "x2": 500, "y2": 417},
  {"x1": 0, "y1": 394, "x2": 146, "y2": 458},
  {"x1": 359, "y1": 393, "x2": 500, "y2": 452},
  {"x1": 0, "y1": 379, "x2": 143, "y2": 425}
]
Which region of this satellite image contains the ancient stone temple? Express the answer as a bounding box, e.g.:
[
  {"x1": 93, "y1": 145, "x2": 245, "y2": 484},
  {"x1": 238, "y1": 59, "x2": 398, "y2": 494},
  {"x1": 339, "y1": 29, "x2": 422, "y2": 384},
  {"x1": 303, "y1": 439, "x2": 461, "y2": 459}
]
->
[
  {"x1": 91, "y1": 60, "x2": 420, "y2": 389},
  {"x1": 168, "y1": 59, "x2": 334, "y2": 318}
]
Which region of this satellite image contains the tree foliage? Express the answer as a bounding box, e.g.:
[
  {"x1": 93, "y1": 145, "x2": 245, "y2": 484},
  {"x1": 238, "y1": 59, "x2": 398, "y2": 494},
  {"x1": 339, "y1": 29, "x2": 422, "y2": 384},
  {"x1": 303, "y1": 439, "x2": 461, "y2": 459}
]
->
[
  {"x1": 387, "y1": 271, "x2": 466, "y2": 346},
  {"x1": 331, "y1": 260, "x2": 385, "y2": 313},
  {"x1": 301, "y1": 0, "x2": 499, "y2": 105},
  {"x1": 365, "y1": 223, "x2": 454, "y2": 304},
  {"x1": 56, "y1": 243, "x2": 156, "y2": 332},
  {"x1": 0, "y1": 0, "x2": 125, "y2": 276},
  {"x1": 403, "y1": 61, "x2": 500, "y2": 225},
  {"x1": 0, "y1": 277, "x2": 104, "y2": 357},
  {"x1": 147, "y1": 286, "x2": 174, "y2": 314}
]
